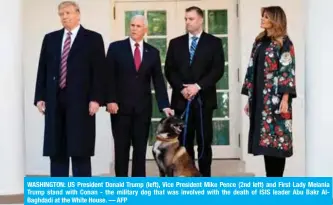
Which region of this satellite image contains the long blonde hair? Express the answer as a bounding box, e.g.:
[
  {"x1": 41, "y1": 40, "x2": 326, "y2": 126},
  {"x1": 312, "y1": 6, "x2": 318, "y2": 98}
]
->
[{"x1": 256, "y1": 6, "x2": 287, "y2": 47}]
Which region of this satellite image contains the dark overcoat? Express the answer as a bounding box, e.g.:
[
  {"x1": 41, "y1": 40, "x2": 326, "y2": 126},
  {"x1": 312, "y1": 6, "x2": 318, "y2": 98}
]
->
[
  {"x1": 34, "y1": 26, "x2": 105, "y2": 157},
  {"x1": 241, "y1": 35, "x2": 297, "y2": 158}
]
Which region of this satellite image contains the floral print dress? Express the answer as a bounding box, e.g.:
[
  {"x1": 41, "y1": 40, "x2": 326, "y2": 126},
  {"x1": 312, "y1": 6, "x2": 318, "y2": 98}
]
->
[{"x1": 241, "y1": 35, "x2": 297, "y2": 158}]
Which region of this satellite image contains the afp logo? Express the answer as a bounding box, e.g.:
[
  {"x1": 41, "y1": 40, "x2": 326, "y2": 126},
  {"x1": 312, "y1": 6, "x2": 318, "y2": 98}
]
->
[{"x1": 117, "y1": 197, "x2": 127, "y2": 203}]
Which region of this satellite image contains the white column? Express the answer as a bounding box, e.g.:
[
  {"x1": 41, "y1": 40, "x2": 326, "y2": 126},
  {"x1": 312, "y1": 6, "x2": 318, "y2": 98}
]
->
[
  {"x1": 305, "y1": 0, "x2": 333, "y2": 176},
  {"x1": 0, "y1": 0, "x2": 25, "y2": 195}
]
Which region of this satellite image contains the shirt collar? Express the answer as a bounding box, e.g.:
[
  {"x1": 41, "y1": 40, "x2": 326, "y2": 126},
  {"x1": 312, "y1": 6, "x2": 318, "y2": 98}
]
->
[
  {"x1": 129, "y1": 37, "x2": 144, "y2": 47},
  {"x1": 64, "y1": 24, "x2": 80, "y2": 36},
  {"x1": 189, "y1": 30, "x2": 203, "y2": 39}
]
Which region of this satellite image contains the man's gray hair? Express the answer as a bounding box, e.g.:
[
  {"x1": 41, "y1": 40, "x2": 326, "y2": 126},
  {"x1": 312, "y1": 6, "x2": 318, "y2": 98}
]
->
[
  {"x1": 131, "y1": 14, "x2": 148, "y2": 27},
  {"x1": 58, "y1": 1, "x2": 80, "y2": 13}
]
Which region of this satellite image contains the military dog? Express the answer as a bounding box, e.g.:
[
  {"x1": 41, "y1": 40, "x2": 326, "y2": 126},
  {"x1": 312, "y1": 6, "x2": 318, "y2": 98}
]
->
[{"x1": 152, "y1": 116, "x2": 201, "y2": 177}]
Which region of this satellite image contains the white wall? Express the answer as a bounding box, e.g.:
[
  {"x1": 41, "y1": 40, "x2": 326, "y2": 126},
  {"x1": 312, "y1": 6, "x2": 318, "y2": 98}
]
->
[
  {"x1": 22, "y1": 0, "x2": 113, "y2": 175},
  {"x1": 305, "y1": 0, "x2": 333, "y2": 177},
  {"x1": 239, "y1": 0, "x2": 305, "y2": 176},
  {"x1": 22, "y1": 0, "x2": 305, "y2": 176}
]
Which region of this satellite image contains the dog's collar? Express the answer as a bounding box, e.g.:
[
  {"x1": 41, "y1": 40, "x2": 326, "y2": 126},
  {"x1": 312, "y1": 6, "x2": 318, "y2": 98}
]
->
[{"x1": 156, "y1": 135, "x2": 178, "y2": 142}]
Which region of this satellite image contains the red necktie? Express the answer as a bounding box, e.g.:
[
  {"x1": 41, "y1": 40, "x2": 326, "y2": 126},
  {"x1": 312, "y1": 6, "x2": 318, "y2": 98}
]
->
[
  {"x1": 134, "y1": 43, "x2": 141, "y2": 71},
  {"x1": 59, "y1": 32, "x2": 72, "y2": 88}
]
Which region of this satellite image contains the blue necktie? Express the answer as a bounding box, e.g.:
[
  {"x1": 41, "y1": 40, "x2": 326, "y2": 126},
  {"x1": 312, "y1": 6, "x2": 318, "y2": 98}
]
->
[{"x1": 189, "y1": 36, "x2": 198, "y2": 64}]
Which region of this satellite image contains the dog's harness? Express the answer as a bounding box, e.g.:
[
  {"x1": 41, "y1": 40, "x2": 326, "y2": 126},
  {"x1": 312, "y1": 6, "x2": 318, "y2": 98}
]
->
[{"x1": 180, "y1": 94, "x2": 205, "y2": 160}]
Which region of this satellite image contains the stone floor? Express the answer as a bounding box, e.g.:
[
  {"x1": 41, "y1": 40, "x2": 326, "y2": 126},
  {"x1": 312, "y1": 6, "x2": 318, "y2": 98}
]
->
[{"x1": 0, "y1": 160, "x2": 254, "y2": 204}]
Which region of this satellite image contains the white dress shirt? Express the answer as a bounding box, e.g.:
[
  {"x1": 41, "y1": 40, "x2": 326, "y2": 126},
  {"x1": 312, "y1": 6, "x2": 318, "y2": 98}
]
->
[
  {"x1": 129, "y1": 37, "x2": 143, "y2": 60},
  {"x1": 61, "y1": 24, "x2": 80, "y2": 53},
  {"x1": 188, "y1": 31, "x2": 202, "y2": 50}
]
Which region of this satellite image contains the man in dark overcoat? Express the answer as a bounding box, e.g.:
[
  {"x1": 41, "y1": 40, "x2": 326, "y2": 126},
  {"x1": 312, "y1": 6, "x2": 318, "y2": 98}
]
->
[{"x1": 33, "y1": 1, "x2": 105, "y2": 177}]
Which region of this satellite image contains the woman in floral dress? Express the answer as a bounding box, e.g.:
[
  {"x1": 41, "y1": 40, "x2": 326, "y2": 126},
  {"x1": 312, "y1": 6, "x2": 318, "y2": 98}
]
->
[{"x1": 241, "y1": 6, "x2": 297, "y2": 177}]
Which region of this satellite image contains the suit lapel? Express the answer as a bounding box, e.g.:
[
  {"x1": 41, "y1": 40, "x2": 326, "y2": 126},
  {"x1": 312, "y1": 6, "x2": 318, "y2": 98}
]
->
[
  {"x1": 54, "y1": 29, "x2": 64, "y2": 70},
  {"x1": 67, "y1": 26, "x2": 85, "y2": 62},
  {"x1": 182, "y1": 34, "x2": 190, "y2": 67},
  {"x1": 124, "y1": 38, "x2": 137, "y2": 73},
  {"x1": 189, "y1": 32, "x2": 206, "y2": 67}
]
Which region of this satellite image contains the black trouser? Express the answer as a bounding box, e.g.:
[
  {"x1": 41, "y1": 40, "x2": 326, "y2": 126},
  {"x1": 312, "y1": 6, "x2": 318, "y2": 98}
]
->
[
  {"x1": 50, "y1": 156, "x2": 91, "y2": 177},
  {"x1": 111, "y1": 111, "x2": 151, "y2": 177},
  {"x1": 176, "y1": 102, "x2": 213, "y2": 177},
  {"x1": 50, "y1": 88, "x2": 91, "y2": 177},
  {"x1": 264, "y1": 155, "x2": 286, "y2": 177}
]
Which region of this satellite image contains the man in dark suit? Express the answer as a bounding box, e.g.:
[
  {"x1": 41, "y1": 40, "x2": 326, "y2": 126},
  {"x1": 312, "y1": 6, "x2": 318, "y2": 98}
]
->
[
  {"x1": 105, "y1": 15, "x2": 173, "y2": 177},
  {"x1": 34, "y1": 1, "x2": 105, "y2": 177},
  {"x1": 164, "y1": 6, "x2": 225, "y2": 177}
]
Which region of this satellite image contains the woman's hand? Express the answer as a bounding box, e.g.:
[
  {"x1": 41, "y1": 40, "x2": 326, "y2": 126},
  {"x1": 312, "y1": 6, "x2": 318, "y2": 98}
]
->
[
  {"x1": 280, "y1": 94, "x2": 289, "y2": 113},
  {"x1": 244, "y1": 103, "x2": 249, "y2": 116}
]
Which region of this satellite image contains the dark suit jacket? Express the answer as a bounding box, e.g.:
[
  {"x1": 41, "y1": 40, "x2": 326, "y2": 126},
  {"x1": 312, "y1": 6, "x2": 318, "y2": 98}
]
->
[
  {"x1": 164, "y1": 32, "x2": 225, "y2": 111},
  {"x1": 105, "y1": 38, "x2": 169, "y2": 115},
  {"x1": 33, "y1": 25, "x2": 105, "y2": 156}
]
